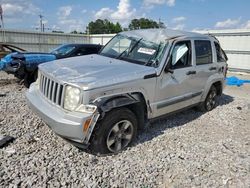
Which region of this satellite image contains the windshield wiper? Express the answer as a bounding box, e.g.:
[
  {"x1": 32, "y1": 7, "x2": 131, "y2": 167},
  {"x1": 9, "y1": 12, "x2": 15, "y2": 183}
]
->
[{"x1": 116, "y1": 38, "x2": 143, "y2": 59}]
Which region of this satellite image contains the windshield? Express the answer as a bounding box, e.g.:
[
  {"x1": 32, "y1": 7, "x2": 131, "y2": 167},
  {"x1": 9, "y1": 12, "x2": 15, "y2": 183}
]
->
[
  {"x1": 50, "y1": 45, "x2": 75, "y2": 58},
  {"x1": 100, "y1": 34, "x2": 167, "y2": 67}
]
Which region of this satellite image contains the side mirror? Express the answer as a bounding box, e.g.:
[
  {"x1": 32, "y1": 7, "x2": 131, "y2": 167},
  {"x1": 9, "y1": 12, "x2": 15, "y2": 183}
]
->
[
  {"x1": 164, "y1": 57, "x2": 174, "y2": 74},
  {"x1": 165, "y1": 68, "x2": 174, "y2": 74}
]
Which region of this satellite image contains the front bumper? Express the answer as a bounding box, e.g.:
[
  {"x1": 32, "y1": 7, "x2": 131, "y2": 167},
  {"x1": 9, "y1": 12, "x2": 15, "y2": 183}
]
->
[
  {"x1": 4, "y1": 63, "x2": 20, "y2": 73},
  {"x1": 0, "y1": 60, "x2": 22, "y2": 74},
  {"x1": 26, "y1": 84, "x2": 99, "y2": 145}
]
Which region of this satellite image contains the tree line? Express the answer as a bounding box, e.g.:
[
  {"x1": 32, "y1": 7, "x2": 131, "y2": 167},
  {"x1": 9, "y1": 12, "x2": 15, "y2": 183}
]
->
[{"x1": 52, "y1": 18, "x2": 166, "y2": 34}]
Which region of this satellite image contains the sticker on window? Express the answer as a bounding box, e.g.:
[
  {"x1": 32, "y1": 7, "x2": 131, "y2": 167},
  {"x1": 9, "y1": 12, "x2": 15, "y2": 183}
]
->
[
  {"x1": 172, "y1": 45, "x2": 188, "y2": 65},
  {"x1": 138, "y1": 48, "x2": 156, "y2": 55}
]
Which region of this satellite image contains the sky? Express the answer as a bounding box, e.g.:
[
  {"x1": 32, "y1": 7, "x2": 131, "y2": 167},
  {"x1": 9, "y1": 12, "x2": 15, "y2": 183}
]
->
[{"x1": 0, "y1": 0, "x2": 250, "y2": 32}]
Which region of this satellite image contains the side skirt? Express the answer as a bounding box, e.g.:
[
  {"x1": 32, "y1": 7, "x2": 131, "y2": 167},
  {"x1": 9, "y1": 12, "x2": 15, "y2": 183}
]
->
[
  {"x1": 157, "y1": 91, "x2": 202, "y2": 109},
  {"x1": 149, "y1": 102, "x2": 201, "y2": 123}
]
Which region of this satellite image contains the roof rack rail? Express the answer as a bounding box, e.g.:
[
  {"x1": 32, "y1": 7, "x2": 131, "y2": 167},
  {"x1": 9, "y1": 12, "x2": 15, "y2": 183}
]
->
[{"x1": 204, "y1": 33, "x2": 219, "y2": 42}]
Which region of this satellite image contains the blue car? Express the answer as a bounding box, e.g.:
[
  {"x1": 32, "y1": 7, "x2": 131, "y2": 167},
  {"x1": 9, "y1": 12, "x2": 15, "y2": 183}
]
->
[{"x1": 0, "y1": 43, "x2": 102, "y2": 87}]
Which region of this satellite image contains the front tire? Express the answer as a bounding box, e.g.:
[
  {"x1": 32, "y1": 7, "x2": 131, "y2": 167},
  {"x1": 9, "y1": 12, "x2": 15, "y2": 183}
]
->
[{"x1": 89, "y1": 108, "x2": 138, "y2": 155}]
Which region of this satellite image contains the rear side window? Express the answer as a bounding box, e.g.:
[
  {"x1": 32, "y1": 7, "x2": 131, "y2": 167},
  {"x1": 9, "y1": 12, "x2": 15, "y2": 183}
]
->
[
  {"x1": 214, "y1": 42, "x2": 227, "y2": 62},
  {"x1": 195, "y1": 40, "x2": 212, "y2": 65},
  {"x1": 74, "y1": 47, "x2": 99, "y2": 56},
  {"x1": 88, "y1": 47, "x2": 101, "y2": 54},
  {"x1": 74, "y1": 48, "x2": 87, "y2": 56}
]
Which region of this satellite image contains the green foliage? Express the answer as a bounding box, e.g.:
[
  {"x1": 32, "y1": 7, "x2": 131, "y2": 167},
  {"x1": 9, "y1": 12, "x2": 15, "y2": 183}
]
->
[
  {"x1": 70, "y1": 30, "x2": 85, "y2": 34},
  {"x1": 88, "y1": 19, "x2": 122, "y2": 34},
  {"x1": 52, "y1": 30, "x2": 64, "y2": 33},
  {"x1": 128, "y1": 18, "x2": 165, "y2": 30},
  {"x1": 86, "y1": 18, "x2": 165, "y2": 34}
]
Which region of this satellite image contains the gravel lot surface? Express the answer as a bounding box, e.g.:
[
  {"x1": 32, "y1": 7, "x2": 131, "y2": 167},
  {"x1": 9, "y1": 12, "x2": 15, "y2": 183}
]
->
[{"x1": 0, "y1": 71, "x2": 250, "y2": 187}]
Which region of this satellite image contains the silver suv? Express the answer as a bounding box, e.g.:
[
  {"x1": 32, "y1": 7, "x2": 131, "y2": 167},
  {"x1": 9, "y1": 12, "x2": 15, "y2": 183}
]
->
[{"x1": 26, "y1": 29, "x2": 228, "y2": 154}]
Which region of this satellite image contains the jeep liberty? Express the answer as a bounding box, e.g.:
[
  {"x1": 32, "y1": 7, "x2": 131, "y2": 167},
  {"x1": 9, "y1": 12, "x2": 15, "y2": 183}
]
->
[{"x1": 26, "y1": 29, "x2": 228, "y2": 154}]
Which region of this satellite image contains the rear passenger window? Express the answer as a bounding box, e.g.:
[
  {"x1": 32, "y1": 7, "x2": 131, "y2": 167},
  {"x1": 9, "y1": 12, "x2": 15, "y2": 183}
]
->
[
  {"x1": 214, "y1": 42, "x2": 227, "y2": 62},
  {"x1": 195, "y1": 40, "x2": 212, "y2": 65}
]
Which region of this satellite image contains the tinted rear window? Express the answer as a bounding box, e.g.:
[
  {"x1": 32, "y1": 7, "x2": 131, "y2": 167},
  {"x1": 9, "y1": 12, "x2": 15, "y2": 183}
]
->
[
  {"x1": 214, "y1": 42, "x2": 227, "y2": 62},
  {"x1": 195, "y1": 40, "x2": 212, "y2": 65}
]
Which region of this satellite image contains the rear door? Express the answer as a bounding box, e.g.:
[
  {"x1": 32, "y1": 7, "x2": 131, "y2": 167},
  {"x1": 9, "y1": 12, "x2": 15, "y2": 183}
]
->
[{"x1": 192, "y1": 40, "x2": 216, "y2": 103}]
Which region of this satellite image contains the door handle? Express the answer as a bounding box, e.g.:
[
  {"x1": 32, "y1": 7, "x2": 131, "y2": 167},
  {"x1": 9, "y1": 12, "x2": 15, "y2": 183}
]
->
[
  {"x1": 209, "y1": 67, "x2": 217, "y2": 71},
  {"x1": 186, "y1": 70, "x2": 196, "y2": 75}
]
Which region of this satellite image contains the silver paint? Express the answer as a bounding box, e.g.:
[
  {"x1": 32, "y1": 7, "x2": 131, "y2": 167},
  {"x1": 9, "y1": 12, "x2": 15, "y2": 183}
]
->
[{"x1": 26, "y1": 29, "x2": 227, "y2": 145}]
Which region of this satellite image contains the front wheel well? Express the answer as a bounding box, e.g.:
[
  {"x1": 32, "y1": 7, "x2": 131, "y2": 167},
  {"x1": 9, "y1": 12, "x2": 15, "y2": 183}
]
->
[
  {"x1": 95, "y1": 92, "x2": 148, "y2": 130},
  {"x1": 125, "y1": 93, "x2": 148, "y2": 130}
]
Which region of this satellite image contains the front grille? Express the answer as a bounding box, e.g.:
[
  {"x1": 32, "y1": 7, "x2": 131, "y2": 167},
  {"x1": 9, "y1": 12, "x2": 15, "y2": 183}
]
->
[{"x1": 39, "y1": 72, "x2": 64, "y2": 106}]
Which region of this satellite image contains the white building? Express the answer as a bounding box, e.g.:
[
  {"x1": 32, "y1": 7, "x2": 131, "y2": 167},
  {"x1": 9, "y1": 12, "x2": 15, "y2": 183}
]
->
[{"x1": 1, "y1": 29, "x2": 250, "y2": 72}]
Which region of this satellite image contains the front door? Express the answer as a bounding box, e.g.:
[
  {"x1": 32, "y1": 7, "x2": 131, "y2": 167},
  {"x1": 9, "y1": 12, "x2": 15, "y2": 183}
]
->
[{"x1": 153, "y1": 40, "x2": 200, "y2": 117}]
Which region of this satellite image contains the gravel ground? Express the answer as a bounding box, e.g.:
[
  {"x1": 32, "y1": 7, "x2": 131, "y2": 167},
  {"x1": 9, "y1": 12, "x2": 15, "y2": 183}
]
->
[{"x1": 0, "y1": 71, "x2": 250, "y2": 187}]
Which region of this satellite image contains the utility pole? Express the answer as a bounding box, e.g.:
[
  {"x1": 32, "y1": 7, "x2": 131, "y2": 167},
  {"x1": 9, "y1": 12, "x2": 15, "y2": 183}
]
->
[
  {"x1": 158, "y1": 18, "x2": 166, "y2": 28},
  {"x1": 0, "y1": 4, "x2": 6, "y2": 42},
  {"x1": 86, "y1": 26, "x2": 91, "y2": 43},
  {"x1": 158, "y1": 18, "x2": 162, "y2": 28},
  {"x1": 39, "y1": 14, "x2": 43, "y2": 32}
]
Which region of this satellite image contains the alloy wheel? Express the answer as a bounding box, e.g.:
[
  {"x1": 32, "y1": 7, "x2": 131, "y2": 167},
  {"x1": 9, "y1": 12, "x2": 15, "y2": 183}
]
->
[
  {"x1": 106, "y1": 120, "x2": 134, "y2": 152},
  {"x1": 206, "y1": 90, "x2": 217, "y2": 111}
]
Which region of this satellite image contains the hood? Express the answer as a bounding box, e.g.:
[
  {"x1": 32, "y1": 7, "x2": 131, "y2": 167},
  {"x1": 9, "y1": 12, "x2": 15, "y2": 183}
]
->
[
  {"x1": 0, "y1": 52, "x2": 56, "y2": 70},
  {"x1": 39, "y1": 54, "x2": 156, "y2": 90}
]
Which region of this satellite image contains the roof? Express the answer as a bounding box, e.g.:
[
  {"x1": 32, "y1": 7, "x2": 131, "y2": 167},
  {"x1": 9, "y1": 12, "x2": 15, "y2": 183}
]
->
[
  {"x1": 120, "y1": 29, "x2": 210, "y2": 43},
  {"x1": 62, "y1": 43, "x2": 102, "y2": 47}
]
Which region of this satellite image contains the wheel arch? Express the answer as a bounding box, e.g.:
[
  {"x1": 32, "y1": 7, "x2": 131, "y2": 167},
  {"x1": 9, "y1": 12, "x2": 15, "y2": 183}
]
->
[
  {"x1": 212, "y1": 81, "x2": 223, "y2": 96},
  {"x1": 93, "y1": 92, "x2": 148, "y2": 130},
  {"x1": 202, "y1": 79, "x2": 224, "y2": 101}
]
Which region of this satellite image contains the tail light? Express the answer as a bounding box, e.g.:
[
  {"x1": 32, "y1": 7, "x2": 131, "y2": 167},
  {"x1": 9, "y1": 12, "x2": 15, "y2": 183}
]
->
[{"x1": 225, "y1": 63, "x2": 228, "y2": 77}]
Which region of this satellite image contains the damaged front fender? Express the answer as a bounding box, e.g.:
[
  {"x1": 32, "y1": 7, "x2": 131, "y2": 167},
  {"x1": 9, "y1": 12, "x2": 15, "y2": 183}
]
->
[
  {"x1": 92, "y1": 93, "x2": 148, "y2": 130},
  {"x1": 93, "y1": 94, "x2": 139, "y2": 117}
]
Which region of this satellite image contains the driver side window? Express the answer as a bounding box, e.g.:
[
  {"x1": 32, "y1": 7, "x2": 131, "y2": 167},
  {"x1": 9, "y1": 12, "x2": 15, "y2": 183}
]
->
[{"x1": 170, "y1": 41, "x2": 192, "y2": 69}]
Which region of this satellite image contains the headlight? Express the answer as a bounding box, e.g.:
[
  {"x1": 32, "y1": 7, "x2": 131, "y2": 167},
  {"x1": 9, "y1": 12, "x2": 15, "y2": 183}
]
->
[{"x1": 64, "y1": 85, "x2": 81, "y2": 111}]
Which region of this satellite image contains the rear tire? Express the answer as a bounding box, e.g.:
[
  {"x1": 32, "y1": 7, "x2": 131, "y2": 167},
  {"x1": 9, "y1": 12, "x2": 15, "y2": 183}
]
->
[
  {"x1": 198, "y1": 85, "x2": 217, "y2": 112},
  {"x1": 89, "y1": 108, "x2": 138, "y2": 155}
]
